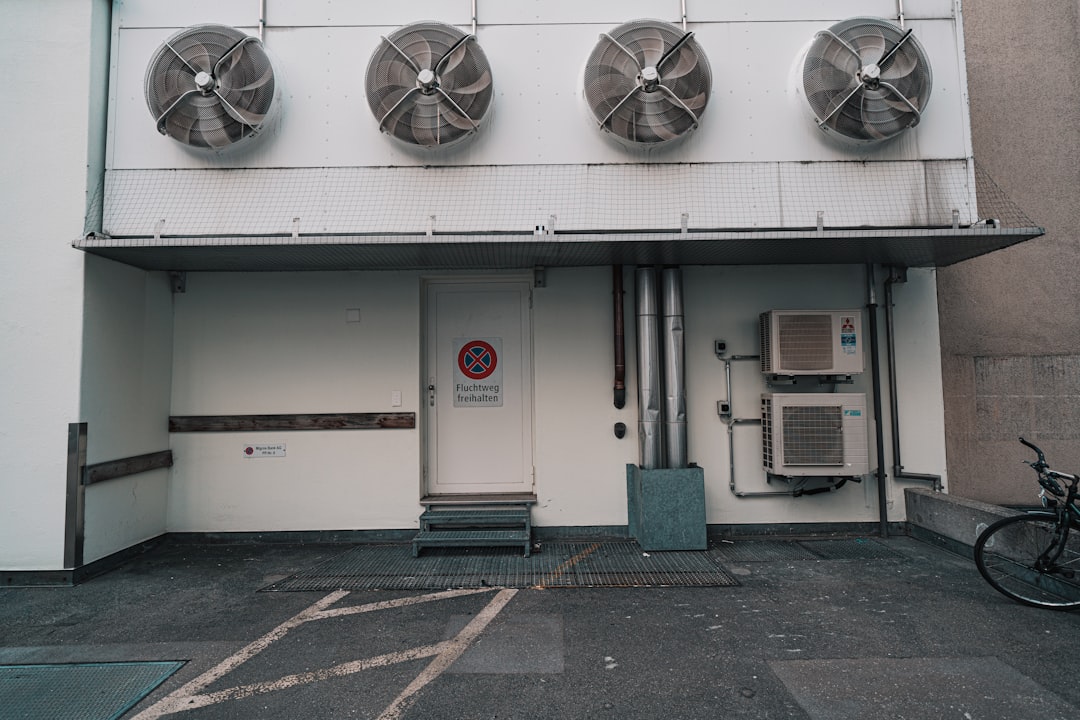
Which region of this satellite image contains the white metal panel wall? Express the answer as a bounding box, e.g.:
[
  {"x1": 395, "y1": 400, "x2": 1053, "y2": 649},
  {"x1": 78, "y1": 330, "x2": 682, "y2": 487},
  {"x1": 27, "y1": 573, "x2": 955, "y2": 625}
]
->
[
  {"x1": 115, "y1": 0, "x2": 957, "y2": 28},
  {"x1": 80, "y1": 257, "x2": 174, "y2": 563},
  {"x1": 109, "y1": 5, "x2": 968, "y2": 169},
  {"x1": 0, "y1": 0, "x2": 94, "y2": 570}
]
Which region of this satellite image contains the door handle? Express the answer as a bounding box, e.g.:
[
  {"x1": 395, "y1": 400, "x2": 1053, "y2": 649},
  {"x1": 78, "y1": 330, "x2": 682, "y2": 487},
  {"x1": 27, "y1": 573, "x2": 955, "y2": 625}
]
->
[{"x1": 428, "y1": 384, "x2": 436, "y2": 407}]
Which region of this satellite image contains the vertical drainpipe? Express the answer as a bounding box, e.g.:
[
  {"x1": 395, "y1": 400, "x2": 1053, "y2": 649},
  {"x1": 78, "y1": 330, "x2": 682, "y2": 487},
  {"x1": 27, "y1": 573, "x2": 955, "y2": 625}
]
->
[
  {"x1": 636, "y1": 267, "x2": 663, "y2": 469},
  {"x1": 613, "y1": 266, "x2": 626, "y2": 409},
  {"x1": 661, "y1": 267, "x2": 688, "y2": 468},
  {"x1": 866, "y1": 264, "x2": 889, "y2": 538}
]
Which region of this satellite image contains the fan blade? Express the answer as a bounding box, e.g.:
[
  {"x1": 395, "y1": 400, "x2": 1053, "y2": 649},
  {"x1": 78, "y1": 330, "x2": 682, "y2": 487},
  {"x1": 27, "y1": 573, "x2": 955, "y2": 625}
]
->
[
  {"x1": 632, "y1": 26, "x2": 665, "y2": 68},
  {"x1": 216, "y1": 91, "x2": 265, "y2": 127},
  {"x1": 814, "y1": 55, "x2": 860, "y2": 94},
  {"x1": 440, "y1": 101, "x2": 477, "y2": 131},
  {"x1": 161, "y1": 66, "x2": 198, "y2": 101},
  {"x1": 681, "y1": 90, "x2": 708, "y2": 112},
  {"x1": 436, "y1": 35, "x2": 470, "y2": 76},
  {"x1": 406, "y1": 32, "x2": 435, "y2": 70},
  {"x1": 852, "y1": 26, "x2": 885, "y2": 66},
  {"x1": 220, "y1": 56, "x2": 274, "y2": 94},
  {"x1": 859, "y1": 93, "x2": 889, "y2": 140},
  {"x1": 662, "y1": 44, "x2": 698, "y2": 81},
  {"x1": 371, "y1": 60, "x2": 418, "y2": 94},
  {"x1": 642, "y1": 108, "x2": 680, "y2": 142},
  {"x1": 443, "y1": 69, "x2": 491, "y2": 96},
  {"x1": 880, "y1": 46, "x2": 918, "y2": 80},
  {"x1": 410, "y1": 99, "x2": 441, "y2": 146},
  {"x1": 182, "y1": 42, "x2": 215, "y2": 74},
  {"x1": 587, "y1": 71, "x2": 637, "y2": 109}
]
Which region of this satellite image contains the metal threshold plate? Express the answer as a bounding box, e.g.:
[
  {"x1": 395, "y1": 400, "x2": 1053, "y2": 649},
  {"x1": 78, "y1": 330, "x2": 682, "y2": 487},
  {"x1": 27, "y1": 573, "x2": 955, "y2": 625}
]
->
[
  {"x1": 0, "y1": 661, "x2": 184, "y2": 720},
  {"x1": 261, "y1": 542, "x2": 739, "y2": 591}
]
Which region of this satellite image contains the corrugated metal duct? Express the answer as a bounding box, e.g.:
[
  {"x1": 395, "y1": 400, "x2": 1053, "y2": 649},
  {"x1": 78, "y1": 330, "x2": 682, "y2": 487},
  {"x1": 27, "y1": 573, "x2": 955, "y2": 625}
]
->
[
  {"x1": 636, "y1": 267, "x2": 663, "y2": 469},
  {"x1": 661, "y1": 267, "x2": 688, "y2": 468}
]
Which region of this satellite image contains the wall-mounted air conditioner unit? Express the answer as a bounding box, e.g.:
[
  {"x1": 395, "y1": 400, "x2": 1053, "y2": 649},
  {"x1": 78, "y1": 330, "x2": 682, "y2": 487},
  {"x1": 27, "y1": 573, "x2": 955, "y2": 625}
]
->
[
  {"x1": 759, "y1": 310, "x2": 863, "y2": 376},
  {"x1": 761, "y1": 393, "x2": 868, "y2": 478}
]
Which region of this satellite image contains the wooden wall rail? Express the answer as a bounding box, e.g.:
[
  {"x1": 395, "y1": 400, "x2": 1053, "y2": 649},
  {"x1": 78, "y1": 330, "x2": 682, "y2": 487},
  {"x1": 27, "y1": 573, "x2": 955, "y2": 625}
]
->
[
  {"x1": 84, "y1": 450, "x2": 173, "y2": 486},
  {"x1": 169, "y1": 412, "x2": 416, "y2": 433}
]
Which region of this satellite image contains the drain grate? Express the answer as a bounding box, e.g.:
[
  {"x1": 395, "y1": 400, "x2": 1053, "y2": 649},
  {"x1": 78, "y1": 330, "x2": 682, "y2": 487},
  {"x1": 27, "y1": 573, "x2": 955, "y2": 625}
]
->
[
  {"x1": 798, "y1": 538, "x2": 905, "y2": 560},
  {"x1": 261, "y1": 542, "x2": 738, "y2": 591},
  {"x1": 0, "y1": 661, "x2": 183, "y2": 720}
]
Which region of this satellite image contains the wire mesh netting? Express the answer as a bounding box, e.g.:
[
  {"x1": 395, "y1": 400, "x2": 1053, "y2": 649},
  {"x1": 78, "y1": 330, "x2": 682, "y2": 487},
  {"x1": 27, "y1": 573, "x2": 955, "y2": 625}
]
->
[{"x1": 88, "y1": 159, "x2": 1042, "y2": 241}]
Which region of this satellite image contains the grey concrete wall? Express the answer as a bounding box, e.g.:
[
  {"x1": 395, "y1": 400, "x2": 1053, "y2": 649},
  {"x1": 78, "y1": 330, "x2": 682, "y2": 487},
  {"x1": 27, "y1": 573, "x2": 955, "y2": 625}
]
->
[
  {"x1": 904, "y1": 487, "x2": 1013, "y2": 555},
  {"x1": 939, "y1": 1, "x2": 1080, "y2": 504}
]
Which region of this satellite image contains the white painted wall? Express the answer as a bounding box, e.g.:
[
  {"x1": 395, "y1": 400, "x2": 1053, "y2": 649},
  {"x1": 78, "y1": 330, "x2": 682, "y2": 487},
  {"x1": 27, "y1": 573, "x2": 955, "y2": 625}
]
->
[
  {"x1": 167, "y1": 265, "x2": 947, "y2": 530},
  {"x1": 80, "y1": 256, "x2": 173, "y2": 563},
  {"x1": 0, "y1": 0, "x2": 96, "y2": 570},
  {"x1": 167, "y1": 271, "x2": 423, "y2": 531}
]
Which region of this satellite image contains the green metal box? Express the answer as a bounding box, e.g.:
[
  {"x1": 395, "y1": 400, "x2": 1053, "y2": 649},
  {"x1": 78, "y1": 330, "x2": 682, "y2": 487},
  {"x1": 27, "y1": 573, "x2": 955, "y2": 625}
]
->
[{"x1": 626, "y1": 464, "x2": 707, "y2": 551}]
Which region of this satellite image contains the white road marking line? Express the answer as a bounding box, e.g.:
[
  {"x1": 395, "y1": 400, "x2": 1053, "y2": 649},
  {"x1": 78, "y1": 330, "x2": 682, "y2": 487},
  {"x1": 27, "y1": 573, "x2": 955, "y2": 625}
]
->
[
  {"x1": 130, "y1": 587, "x2": 506, "y2": 719},
  {"x1": 129, "y1": 589, "x2": 350, "y2": 719},
  {"x1": 167, "y1": 643, "x2": 450, "y2": 711},
  {"x1": 377, "y1": 588, "x2": 518, "y2": 720},
  {"x1": 315, "y1": 587, "x2": 492, "y2": 620}
]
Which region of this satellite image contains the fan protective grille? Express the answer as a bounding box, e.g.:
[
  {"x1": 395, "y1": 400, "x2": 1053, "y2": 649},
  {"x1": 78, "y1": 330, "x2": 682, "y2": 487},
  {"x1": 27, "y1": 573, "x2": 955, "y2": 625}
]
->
[
  {"x1": 584, "y1": 19, "x2": 711, "y2": 145},
  {"x1": 781, "y1": 405, "x2": 844, "y2": 466},
  {"x1": 144, "y1": 25, "x2": 276, "y2": 149},
  {"x1": 365, "y1": 22, "x2": 494, "y2": 147},
  {"x1": 802, "y1": 17, "x2": 932, "y2": 142}
]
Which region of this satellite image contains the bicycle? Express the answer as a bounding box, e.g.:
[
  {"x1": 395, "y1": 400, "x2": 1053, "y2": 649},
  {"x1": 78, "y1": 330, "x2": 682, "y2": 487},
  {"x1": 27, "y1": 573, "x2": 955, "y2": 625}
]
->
[{"x1": 973, "y1": 437, "x2": 1080, "y2": 609}]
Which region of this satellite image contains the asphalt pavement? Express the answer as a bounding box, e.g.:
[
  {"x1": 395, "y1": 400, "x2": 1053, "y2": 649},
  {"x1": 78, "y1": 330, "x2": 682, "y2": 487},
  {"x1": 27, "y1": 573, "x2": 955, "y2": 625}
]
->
[{"x1": 2, "y1": 534, "x2": 1079, "y2": 719}]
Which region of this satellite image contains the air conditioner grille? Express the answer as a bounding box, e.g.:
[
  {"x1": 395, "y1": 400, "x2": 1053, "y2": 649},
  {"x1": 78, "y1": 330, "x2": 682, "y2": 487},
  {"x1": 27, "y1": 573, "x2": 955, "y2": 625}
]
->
[
  {"x1": 777, "y1": 314, "x2": 834, "y2": 371},
  {"x1": 781, "y1": 405, "x2": 844, "y2": 466}
]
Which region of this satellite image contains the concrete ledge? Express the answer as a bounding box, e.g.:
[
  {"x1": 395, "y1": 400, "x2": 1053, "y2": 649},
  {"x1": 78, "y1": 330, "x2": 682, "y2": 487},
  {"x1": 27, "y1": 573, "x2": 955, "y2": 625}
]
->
[{"x1": 904, "y1": 487, "x2": 1015, "y2": 559}]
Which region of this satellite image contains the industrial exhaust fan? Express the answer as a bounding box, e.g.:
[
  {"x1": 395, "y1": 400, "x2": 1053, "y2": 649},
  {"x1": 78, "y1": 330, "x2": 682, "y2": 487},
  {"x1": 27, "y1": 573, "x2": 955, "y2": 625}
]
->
[
  {"x1": 584, "y1": 19, "x2": 712, "y2": 146},
  {"x1": 365, "y1": 22, "x2": 494, "y2": 148},
  {"x1": 801, "y1": 17, "x2": 932, "y2": 143},
  {"x1": 144, "y1": 24, "x2": 278, "y2": 150}
]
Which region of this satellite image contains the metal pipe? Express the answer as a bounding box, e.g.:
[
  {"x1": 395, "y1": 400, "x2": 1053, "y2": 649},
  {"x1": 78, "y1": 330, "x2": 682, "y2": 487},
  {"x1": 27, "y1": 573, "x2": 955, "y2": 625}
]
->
[
  {"x1": 613, "y1": 266, "x2": 626, "y2": 409},
  {"x1": 884, "y1": 270, "x2": 943, "y2": 490},
  {"x1": 720, "y1": 354, "x2": 798, "y2": 497},
  {"x1": 661, "y1": 267, "x2": 687, "y2": 468},
  {"x1": 259, "y1": 0, "x2": 266, "y2": 41},
  {"x1": 636, "y1": 267, "x2": 663, "y2": 469},
  {"x1": 866, "y1": 264, "x2": 889, "y2": 537},
  {"x1": 897, "y1": 0, "x2": 906, "y2": 30},
  {"x1": 472, "y1": 0, "x2": 477, "y2": 35},
  {"x1": 680, "y1": 0, "x2": 688, "y2": 31}
]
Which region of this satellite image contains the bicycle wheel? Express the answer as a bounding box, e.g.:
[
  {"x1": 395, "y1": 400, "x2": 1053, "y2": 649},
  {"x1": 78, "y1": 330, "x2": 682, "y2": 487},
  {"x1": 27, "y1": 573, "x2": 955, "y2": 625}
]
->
[{"x1": 974, "y1": 512, "x2": 1080, "y2": 610}]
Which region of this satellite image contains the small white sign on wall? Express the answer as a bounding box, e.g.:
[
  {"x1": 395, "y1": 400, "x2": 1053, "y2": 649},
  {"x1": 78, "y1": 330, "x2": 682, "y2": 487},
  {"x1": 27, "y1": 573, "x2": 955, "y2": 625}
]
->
[{"x1": 243, "y1": 443, "x2": 286, "y2": 458}]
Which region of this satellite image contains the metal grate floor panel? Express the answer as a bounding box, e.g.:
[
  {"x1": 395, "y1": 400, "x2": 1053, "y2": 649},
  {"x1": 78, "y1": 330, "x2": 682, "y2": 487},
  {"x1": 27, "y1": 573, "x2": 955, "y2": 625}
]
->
[
  {"x1": 798, "y1": 538, "x2": 905, "y2": 560},
  {"x1": 713, "y1": 540, "x2": 821, "y2": 563},
  {"x1": 0, "y1": 661, "x2": 183, "y2": 720},
  {"x1": 261, "y1": 542, "x2": 739, "y2": 591}
]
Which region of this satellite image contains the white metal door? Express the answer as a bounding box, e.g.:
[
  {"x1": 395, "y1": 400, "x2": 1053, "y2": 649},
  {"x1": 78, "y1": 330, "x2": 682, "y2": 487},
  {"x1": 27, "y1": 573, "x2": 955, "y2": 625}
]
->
[{"x1": 425, "y1": 280, "x2": 533, "y2": 495}]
